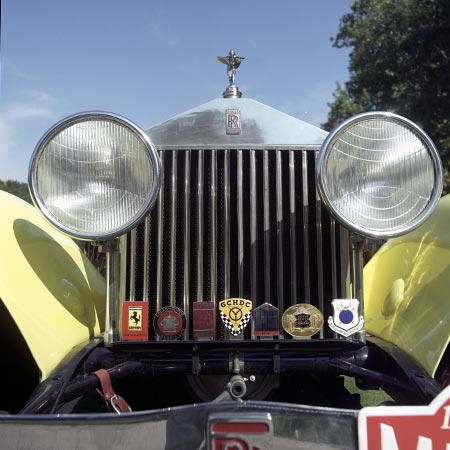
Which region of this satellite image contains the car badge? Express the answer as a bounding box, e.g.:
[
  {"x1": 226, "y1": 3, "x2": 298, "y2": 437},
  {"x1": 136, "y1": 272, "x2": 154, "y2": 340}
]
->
[
  {"x1": 207, "y1": 412, "x2": 273, "y2": 450},
  {"x1": 193, "y1": 301, "x2": 215, "y2": 339},
  {"x1": 121, "y1": 301, "x2": 148, "y2": 341},
  {"x1": 219, "y1": 298, "x2": 252, "y2": 336},
  {"x1": 328, "y1": 299, "x2": 364, "y2": 337},
  {"x1": 225, "y1": 109, "x2": 241, "y2": 135},
  {"x1": 282, "y1": 303, "x2": 323, "y2": 339},
  {"x1": 252, "y1": 303, "x2": 279, "y2": 339},
  {"x1": 154, "y1": 306, "x2": 186, "y2": 340}
]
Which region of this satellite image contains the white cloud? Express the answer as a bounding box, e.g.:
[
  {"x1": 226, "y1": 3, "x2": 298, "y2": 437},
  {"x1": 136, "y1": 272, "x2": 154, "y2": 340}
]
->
[{"x1": 0, "y1": 90, "x2": 57, "y2": 163}]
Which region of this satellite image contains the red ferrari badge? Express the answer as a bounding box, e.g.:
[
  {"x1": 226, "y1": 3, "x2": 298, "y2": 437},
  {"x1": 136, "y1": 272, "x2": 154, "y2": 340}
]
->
[
  {"x1": 121, "y1": 301, "x2": 148, "y2": 341},
  {"x1": 359, "y1": 384, "x2": 450, "y2": 450}
]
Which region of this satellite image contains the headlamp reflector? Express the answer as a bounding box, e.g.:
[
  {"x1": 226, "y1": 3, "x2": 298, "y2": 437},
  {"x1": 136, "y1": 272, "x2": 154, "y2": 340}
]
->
[
  {"x1": 317, "y1": 112, "x2": 442, "y2": 238},
  {"x1": 29, "y1": 112, "x2": 160, "y2": 240}
]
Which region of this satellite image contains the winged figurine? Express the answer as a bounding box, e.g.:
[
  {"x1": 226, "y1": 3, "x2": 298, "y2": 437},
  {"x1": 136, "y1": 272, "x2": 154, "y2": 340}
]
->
[{"x1": 217, "y1": 50, "x2": 245, "y2": 85}]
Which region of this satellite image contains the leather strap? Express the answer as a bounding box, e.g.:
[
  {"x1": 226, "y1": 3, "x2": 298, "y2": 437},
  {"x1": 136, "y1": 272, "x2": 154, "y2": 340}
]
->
[{"x1": 92, "y1": 369, "x2": 132, "y2": 413}]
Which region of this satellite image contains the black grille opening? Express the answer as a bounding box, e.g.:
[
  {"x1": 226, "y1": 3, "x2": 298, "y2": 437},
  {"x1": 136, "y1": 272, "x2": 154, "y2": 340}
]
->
[{"x1": 123, "y1": 148, "x2": 350, "y2": 340}]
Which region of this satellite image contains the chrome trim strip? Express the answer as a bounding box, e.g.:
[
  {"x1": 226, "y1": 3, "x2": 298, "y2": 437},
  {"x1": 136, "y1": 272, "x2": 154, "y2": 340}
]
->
[
  {"x1": 289, "y1": 151, "x2": 297, "y2": 306},
  {"x1": 197, "y1": 150, "x2": 204, "y2": 302},
  {"x1": 302, "y1": 151, "x2": 311, "y2": 303},
  {"x1": 237, "y1": 150, "x2": 244, "y2": 297},
  {"x1": 104, "y1": 240, "x2": 120, "y2": 345},
  {"x1": 276, "y1": 150, "x2": 284, "y2": 314},
  {"x1": 330, "y1": 218, "x2": 338, "y2": 300},
  {"x1": 211, "y1": 150, "x2": 217, "y2": 305},
  {"x1": 170, "y1": 151, "x2": 178, "y2": 307},
  {"x1": 340, "y1": 228, "x2": 351, "y2": 298},
  {"x1": 119, "y1": 235, "x2": 127, "y2": 304},
  {"x1": 143, "y1": 215, "x2": 150, "y2": 301},
  {"x1": 315, "y1": 152, "x2": 324, "y2": 337},
  {"x1": 250, "y1": 150, "x2": 257, "y2": 303},
  {"x1": 184, "y1": 151, "x2": 191, "y2": 337},
  {"x1": 129, "y1": 228, "x2": 137, "y2": 301},
  {"x1": 352, "y1": 237, "x2": 366, "y2": 342},
  {"x1": 263, "y1": 150, "x2": 271, "y2": 303},
  {"x1": 156, "y1": 152, "x2": 164, "y2": 315},
  {"x1": 224, "y1": 150, "x2": 230, "y2": 299}
]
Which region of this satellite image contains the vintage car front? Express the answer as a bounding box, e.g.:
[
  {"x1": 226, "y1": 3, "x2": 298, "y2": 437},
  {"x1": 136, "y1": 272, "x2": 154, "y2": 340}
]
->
[{"x1": 0, "y1": 52, "x2": 449, "y2": 449}]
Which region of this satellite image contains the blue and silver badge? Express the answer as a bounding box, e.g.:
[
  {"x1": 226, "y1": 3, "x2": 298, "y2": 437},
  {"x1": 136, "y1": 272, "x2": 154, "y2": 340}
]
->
[{"x1": 328, "y1": 299, "x2": 364, "y2": 337}]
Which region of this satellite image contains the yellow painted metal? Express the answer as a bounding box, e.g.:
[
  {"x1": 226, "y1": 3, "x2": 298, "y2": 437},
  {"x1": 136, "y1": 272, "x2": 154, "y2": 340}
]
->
[
  {"x1": 364, "y1": 194, "x2": 450, "y2": 376},
  {"x1": 0, "y1": 191, "x2": 106, "y2": 380}
]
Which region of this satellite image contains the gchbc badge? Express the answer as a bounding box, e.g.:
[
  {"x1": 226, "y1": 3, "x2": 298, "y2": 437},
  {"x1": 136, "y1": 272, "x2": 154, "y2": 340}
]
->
[{"x1": 219, "y1": 298, "x2": 252, "y2": 336}]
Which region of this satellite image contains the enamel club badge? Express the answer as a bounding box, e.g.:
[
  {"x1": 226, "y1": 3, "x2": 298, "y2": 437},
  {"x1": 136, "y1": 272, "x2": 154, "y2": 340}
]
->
[
  {"x1": 219, "y1": 298, "x2": 252, "y2": 336},
  {"x1": 328, "y1": 299, "x2": 364, "y2": 337},
  {"x1": 154, "y1": 306, "x2": 186, "y2": 340},
  {"x1": 282, "y1": 304, "x2": 323, "y2": 339}
]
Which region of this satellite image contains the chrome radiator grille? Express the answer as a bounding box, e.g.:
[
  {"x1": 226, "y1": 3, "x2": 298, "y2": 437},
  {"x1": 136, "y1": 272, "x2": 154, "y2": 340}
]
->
[{"x1": 121, "y1": 148, "x2": 351, "y2": 340}]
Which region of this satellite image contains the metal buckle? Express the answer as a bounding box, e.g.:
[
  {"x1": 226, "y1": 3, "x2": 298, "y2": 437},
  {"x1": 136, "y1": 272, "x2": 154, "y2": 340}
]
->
[{"x1": 109, "y1": 394, "x2": 131, "y2": 414}]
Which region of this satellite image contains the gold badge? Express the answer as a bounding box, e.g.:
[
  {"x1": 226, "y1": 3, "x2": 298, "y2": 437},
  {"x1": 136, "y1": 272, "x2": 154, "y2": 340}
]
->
[
  {"x1": 219, "y1": 298, "x2": 252, "y2": 336},
  {"x1": 282, "y1": 304, "x2": 323, "y2": 339}
]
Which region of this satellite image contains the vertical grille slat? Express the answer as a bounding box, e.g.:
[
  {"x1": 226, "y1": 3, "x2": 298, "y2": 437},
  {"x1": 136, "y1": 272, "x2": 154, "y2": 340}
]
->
[
  {"x1": 289, "y1": 151, "x2": 297, "y2": 307},
  {"x1": 124, "y1": 148, "x2": 351, "y2": 340},
  {"x1": 210, "y1": 150, "x2": 218, "y2": 306},
  {"x1": 197, "y1": 150, "x2": 204, "y2": 303},
  {"x1": 129, "y1": 229, "x2": 137, "y2": 301},
  {"x1": 276, "y1": 150, "x2": 284, "y2": 315},
  {"x1": 143, "y1": 216, "x2": 150, "y2": 301},
  {"x1": 250, "y1": 150, "x2": 258, "y2": 304},
  {"x1": 315, "y1": 153, "x2": 324, "y2": 337},
  {"x1": 263, "y1": 150, "x2": 271, "y2": 304},
  {"x1": 224, "y1": 150, "x2": 231, "y2": 299},
  {"x1": 156, "y1": 153, "x2": 164, "y2": 314},
  {"x1": 237, "y1": 150, "x2": 244, "y2": 298},
  {"x1": 302, "y1": 151, "x2": 311, "y2": 303},
  {"x1": 170, "y1": 151, "x2": 178, "y2": 307},
  {"x1": 183, "y1": 151, "x2": 191, "y2": 338}
]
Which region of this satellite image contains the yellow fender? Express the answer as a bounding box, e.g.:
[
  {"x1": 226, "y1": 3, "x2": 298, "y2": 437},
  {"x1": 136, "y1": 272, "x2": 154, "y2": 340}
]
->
[
  {"x1": 364, "y1": 194, "x2": 450, "y2": 377},
  {"x1": 0, "y1": 191, "x2": 106, "y2": 380}
]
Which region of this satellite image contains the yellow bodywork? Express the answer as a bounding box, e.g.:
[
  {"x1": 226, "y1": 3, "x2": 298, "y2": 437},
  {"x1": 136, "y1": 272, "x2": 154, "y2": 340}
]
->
[
  {"x1": 364, "y1": 194, "x2": 450, "y2": 377},
  {"x1": 0, "y1": 191, "x2": 106, "y2": 380}
]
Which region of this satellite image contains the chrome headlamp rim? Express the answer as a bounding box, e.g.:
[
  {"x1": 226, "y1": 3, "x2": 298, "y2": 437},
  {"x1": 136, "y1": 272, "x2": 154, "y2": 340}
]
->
[
  {"x1": 317, "y1": 111, "x2": 443, "y2": 239},
  {"x1": 28, "y1": 111, "x2": 161, "y2": 241}
]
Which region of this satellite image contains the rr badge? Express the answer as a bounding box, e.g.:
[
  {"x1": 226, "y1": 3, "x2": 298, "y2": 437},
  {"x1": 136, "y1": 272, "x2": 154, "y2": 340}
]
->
[
  {"x1": 282, "y1": 304, "x2": 323, "y2": 339},
  {"x1": 154, "y1": 306, "x2": 186, "y2": 340},
  {"x1": 328, "y1": 299, "x2": 364, "y2": 337},
  {"x1": 219, "y1": 298, "x2": 252, "y2": 336},
  {"x1": 121, "y1": 301, "x2": 148, "y2": 341}
]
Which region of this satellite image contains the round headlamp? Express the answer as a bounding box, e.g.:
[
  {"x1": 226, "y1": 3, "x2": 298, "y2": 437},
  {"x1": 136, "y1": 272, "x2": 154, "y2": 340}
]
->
[
  {"x1": 29, "y1": 112, "x2": 161, "y2": 240},
  {"x1": 317, "y1": 112, "x2": 443, "y2": 238}
]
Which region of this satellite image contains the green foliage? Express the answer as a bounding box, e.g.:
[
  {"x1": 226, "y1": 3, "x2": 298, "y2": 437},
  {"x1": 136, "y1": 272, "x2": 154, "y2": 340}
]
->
[
  {"x1": 324, "y1": 0, "x2": 450, "y2": 189},
  {"x1": 0, "y1": 180, "x2": 32, "y2": 204}
]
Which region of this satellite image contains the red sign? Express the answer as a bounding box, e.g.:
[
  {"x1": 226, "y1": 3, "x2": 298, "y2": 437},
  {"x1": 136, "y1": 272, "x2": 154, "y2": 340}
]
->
[
  {"x1": 121, "y1": 301, "x2": 148, "y2": 341},
  {"x1": 207, "y1": 413, "x2": 273, "y2": 450},
  {"x1": 193, "y1": 301, "x2": 215, "y2": 339},
  {"x1": 359, "y1": 384, "x2": 450, "y2": 450}
]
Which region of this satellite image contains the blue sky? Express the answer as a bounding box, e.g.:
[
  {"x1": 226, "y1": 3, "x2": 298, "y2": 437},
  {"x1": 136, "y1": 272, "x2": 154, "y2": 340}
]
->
[{"x1": 1, "y1": 0, "x2": 352, "y2": 182}]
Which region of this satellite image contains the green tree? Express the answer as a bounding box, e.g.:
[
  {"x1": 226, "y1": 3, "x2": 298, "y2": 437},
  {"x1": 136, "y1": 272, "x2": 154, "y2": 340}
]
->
[
  {"x1": 324, "y1": 0, "x2": 450, "y2": 187},
  {"x1": 0, "y1": 180, "x2": 32, "y2": 203}
]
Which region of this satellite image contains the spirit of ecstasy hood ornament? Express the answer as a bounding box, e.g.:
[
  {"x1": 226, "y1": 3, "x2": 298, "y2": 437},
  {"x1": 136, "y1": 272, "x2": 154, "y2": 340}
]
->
[{"x1": 217, "y1": 50, "x2": 245, "y2": 98}]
